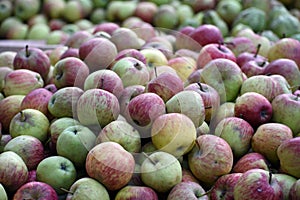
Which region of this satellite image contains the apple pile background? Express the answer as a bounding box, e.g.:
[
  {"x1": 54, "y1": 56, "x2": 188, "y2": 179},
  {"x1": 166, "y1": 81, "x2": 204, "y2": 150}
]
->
[{"x1": 0, "y1": 0, "x2": 300, "y2": 199}]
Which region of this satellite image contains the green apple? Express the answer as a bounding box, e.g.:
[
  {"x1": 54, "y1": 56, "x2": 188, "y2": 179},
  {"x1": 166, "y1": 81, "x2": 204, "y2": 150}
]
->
[
  {"x1": 56, "y1": 125, "x2": 96, "y2": 168},
  {"x1": 0, "y1": 183, "x2": 8, "y2": 200},
  {"x1": 9, "y1": 109, "x2": 49, "y2": 142},
  {"x1": 216, "y1": 0, "x2": 242, "y2": 25},
  {"x1": 66, "y1": 177, "x2": 110, "y2": 200},
  {"x1": 202, "y1": 10, "x2": 229, "y2": 37},
  {"x1": 268, "y1": 13, "x2": 300, "y2": 38},
  {"x1": 141, "y1": 151, "x2": 182, "y2": 193},
  {"x1": 0, "y1": 51, "x2": 16, "y2": 68},
  {"x1": 153, "y1": 4, "x2": 179, "y2": 29},
  {"x1": 106, "y1": 1, "x2": 137, "y2": 22},
  {"x1": 14, "y1": 0, "x2": 40, "y2": 21},
  {"x1": 36, "y1": 156, "x2": 77, "y2": 195},
  {"x1": 140, "y1": 48, "x2": 168, "y2": 69},
  {"x1": 0, "y1": 0, "x2": 12, "y2": 22},
  {"x1": 27, "y1": 23, "x2": 51, "y2": 40}
]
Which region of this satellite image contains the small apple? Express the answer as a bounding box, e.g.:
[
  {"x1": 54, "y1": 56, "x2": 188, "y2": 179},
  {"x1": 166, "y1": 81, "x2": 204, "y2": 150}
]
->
[
  {"x1": 167, "y1": 181, "x2": 208, "y2": 200},
  {"x1": 115, "y1": 185, "x2": 159, "y2": 200},
  {"x1": 233, "y1": 152, "x2": 270, "y2": 173},
  {"x1": 189, "y1": 24, "x2": 224, "y2": 47},
  {"x1": 13, "y1": 0, "x2": 40, "y2": 21}
]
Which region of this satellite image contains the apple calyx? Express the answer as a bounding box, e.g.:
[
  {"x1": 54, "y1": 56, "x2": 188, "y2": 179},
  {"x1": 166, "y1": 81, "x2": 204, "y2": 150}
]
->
[
  {"x1": 133, "y1": 62, "x2": 142, "y2": 70},
  {"x1": 254, "y1": 43, "x2": 261, "y2": 58},
  {"x1": 25, "y1": 45, "x2": 30, "y2": 57},
  {"x1": 60, "y1": 162, "x2": 67, "y2": 170}
]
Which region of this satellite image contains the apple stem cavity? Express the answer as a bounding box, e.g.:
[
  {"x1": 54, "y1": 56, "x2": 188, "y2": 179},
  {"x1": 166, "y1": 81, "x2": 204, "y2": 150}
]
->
[
  {"x1": 25, "y1": 45, "x2": 30, "y2": 57},
  {"x1": 20, "y1": 111, "x2": 26, "y2": 122},
  {"x1": 134, "y1": 62, "x2": 142, "y2": 70},
  {"x1": 254, "y1": 44, "x2": 261, "y2": 58}
]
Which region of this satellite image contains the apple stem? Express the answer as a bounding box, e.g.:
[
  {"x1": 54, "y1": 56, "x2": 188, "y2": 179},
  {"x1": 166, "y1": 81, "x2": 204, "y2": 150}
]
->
[
  {"x1": 60, "y1": 187, "x2": 73, "y2": 194},
  {"x1": 268, "y1": 171, "x2": 272, "y2": 184},
  {"x1": 254, "y1": 44, "x2": 261, "y2": 58},
  {"x1": 197, "y1": 187, "x2": 213, "y2": 198},
  {"x1": 197, "y1": 82, "x2": 204, "y2": 92},
  {"x1": 142, "y1": 152, "x2": 156, "y2": 165},
  {"x1": 154, "y1": 66, "x2": 158, "y2": 78},
  {"x1": 20, "y1": 111, "x2": 26, "y2": 122},
  {"x1": 25, "y1": 45, "x2": 30, "y2": 57}
]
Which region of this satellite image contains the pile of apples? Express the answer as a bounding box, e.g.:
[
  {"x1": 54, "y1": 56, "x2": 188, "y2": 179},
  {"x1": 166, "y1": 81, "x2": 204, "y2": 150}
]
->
[{"x1": 0, "y1": 0, "x2": 300, "y2": 199}]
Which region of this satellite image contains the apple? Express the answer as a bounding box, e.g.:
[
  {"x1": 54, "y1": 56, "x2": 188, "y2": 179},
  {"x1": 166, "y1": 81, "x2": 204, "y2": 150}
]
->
[
  {"x1": 66, "y1": 177, "x2": 110, "y2": 200},
  {"x1": 182, "y1": 0, "x2": 216, "y2": 12},
  {"x1": 134, "y1": 1, "x2": 158, "y2": 23},
  {"x1": 0, "y1": 51, "x2": 16, "y2": 68},
  {"x1": 42, "y1": 0, "x2": 65, "y2": 19},
  {"x1": 113, "y1": 48, "x2": 147, "y2": 66},
  {"x1": 167, "y1": 56, "x2": 197, "y2": 83},
  {"x1": 53, "y1": 57, "x2": 90, "y2": 89},
  {"x1": 62, "y1": 0, "x2": 85, "y2": 22},
  {"x1": 0, "y1": 67, "x2": 13, "y2": 92},
  {"x1": 271, "y1": 93, "x2": 300, "y2": 136},
  {"x1": 111, "y1": 57, "x2": 150, "y2": 87},
  {"x1": 233, "y1": 152, "x2": 270, "y2": 173},
  {"x1": 76, "y1": 88, "x2": 120, "y2": 128},
  {"x1": 3, "y1": 69, "x2": 44, "y2": 97},
  {"x1": 214, "y1": 117, "x2": 254, "y2": 159},
  {"x1": 140, "y1": 48, "x2": 169, "y2": 69},
  {"x1": 251, "y1": 123, "x2": 293, "y2": 166},
  {"x1": 26, "y1": 170, "x2": 36, "y2": 183},
  {"x1": 153, "y1": 4, "x2": 179, "y2": 29},
  {"x1": 0, "y1": 134, "x2": 11, "y2": 153},
  {"x1": 225, "y1": 36, "x2": 256, "y2": 57},
  {"x1": 0, "y1": 151, "x2": 28, "y2": 193},
  {"x1": 274, "y1": 173, "x2": 297, "y2": 200},
  {"x1": 240, "y1": 59, "x2": 269, "y2": 78},
  {"x1": 13, "y1": 0, "x2": 40, "y2": 21},
  {"x1": 174, "y1": 27, "x2": 201, "y2": 52},
  {"x1": 234, "y1": 92, "x2": 273, "y2": 128},
  {"x1": 4, "y1": 135, "x2": 44, "y2": 170},
  {"x1": 0, "y1": 183, "x2": 7, "y2": 200},
  {"x1": 27, "y1": 23, "x2": 51, "y2": 40},
  {"x1": 189, "y1": 24, "x2": 224, "y2": 47},
  {"x1": 0, "y1": 0, "x2": 12, "y2": 22},
  {"x1": 200, "y1": 58, "x2": 244, "y2": 103},
  {"x1": 236, "y1": 43, "x2": 267, "y2": 68},
  {"x1": 167, "y1": 181, "x2": 208, "y2": 200},
  {"x1": 115, "y1": 185, "x2": 159, "y2": 200},
  {"x1": 216, "y1": 0, "x2": 242, "y2": 25},
  {"x1": 233, "y1": 169, "x2": 283, "y2": 200},
  {"x1": 65, "y1": 30, "x2": 93, "y2": 49},
  {"x1": 188, "y1": 135, "x2": 234, "y2": 187},
  {"x1": 141, "y1": 151, "x2": 182, "y2": 193},
  {"x1": 209, "y1": 102, "x2": 235, "y2": 132},
  {"x1": 92, "y1": 22, "x2": 120, "y2": 36},
  {"x1": 289, "y1": 179, "x2": 300, "y2": 200},
  {"x1": 210, "y1": 173, "x2": 243, "y2": 200},
  {"x1": 96, "y1": 120, "x2": 141, "y2": 153},
  {"x1": 79, "y1": 37, "x2": 118, "y2": 73},
  {"x1": 106, "y1": 1, "x2": 137, "y2": 22},
  {"x1": 269, "y1": 74, "x2": 292, "y2": 97},
  {"x1": 0, "y1": 95, "x2": 24, "y2": 132},
  {"x1": 9, "y1": 109, "x2": 50, "y2": 143},
  {"x1": 86, "y1": 142, "x2": 135, "y2": 191},
  {"x1": 110, "y1": 27, "x2": 143, "y2": 52},
  {"x1": 277, "y1": 137, "x2": 300, "y2": 178},
  {"x1": 166, "y1": 90, "x2": 205, "y2": 128},
  {"x1": 13, "y1": 181, "x2": 58, "y2": 200}
]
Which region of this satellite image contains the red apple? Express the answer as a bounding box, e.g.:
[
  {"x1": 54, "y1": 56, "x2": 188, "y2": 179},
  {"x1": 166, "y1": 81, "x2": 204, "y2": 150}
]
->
[
  {"x1": 233, "y1": 152, "x2": 270, "y2": 173},
  {"x1": 189, "y1": 24, "x2": 223, "y2": 47}
]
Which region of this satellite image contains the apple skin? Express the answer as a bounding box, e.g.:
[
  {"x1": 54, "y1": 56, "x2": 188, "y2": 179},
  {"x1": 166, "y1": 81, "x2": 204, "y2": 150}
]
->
[
  {"x1": 79, "y1": 37, "x2": 118, "y2": 73},
  {"x1": 113, "y1": 48, "x2": 147, "y2": 66},
  {"x1": 4, "y1": 135, "x2": 44, "y2": 170},
  {"x1": 167, "y1": 56, "x2": 197, "y2": 83},
  {"x1": 86, "y1": 142, "x2": 135, "y2": 191},
  {"x1": 66, "y1": 177, "x2": 110, "y2": 200},
  {"x1": 234, "y1": 92, "x2": 273, "y2": 129},
  {"x1": 65, "y1": 30, "x2": 93, "y2": 49},
  {"x1": 0, "y1": 151, "x2": 28, "y2": 193},
  {"x1": 151, "y1": 113, "x2": 197, "y2": 158},
  {"x1": 0, "y1": 183, "x2": 8, "y2": 200},
  {"x1": 214, "y1": 117, "x2": 254, "y2": 159},
  {"x1": 210, "y1": 173, "x2": 243, "y2": 200},
  {"x1": 240, "y1": 59, "x2": 269, "y2": 78},
  {"x1": 53, "y1": 57, "x2": 90, "y2": 89},
  {"x1": 167, "y1": 181, "x2": 208, "y2": 200},
  {"x1": 56, "y1": 125, "x2": 96, "y2": 168},
  {"x1": 0, "y1": 67, "x2": 13, "y2": 92},
  {"x1": 0, "y1": 51, "x2": 16, "y2": 68},
  {"x1": 141, "y1": 151, "x2": 182, "y2": 193},
  {"x1": 189, "y1": 24, "x2": 224, "y2": 47},
  {"x1": 76, "y1": 88, "x2": 120, "y2": 128},
  {"x1": 92, "y1": 22, "x2": 120, "y2": 36},
  {"x1": 251, "y1": 123, "x2": 293, "y2": 167},
  {"x1": 233, "y1": 152, "x2": 270, "y2": 173},
  {"x1": 110, "y1": 27, "x2": 143, "y2": 52},
  {"x1": 233, "y1": 169, "x2": 283, "y2": 200},
  {"x1": 289, "y1": 179, "x2": 300, "y2": 200},
  {"x1": 59, "y1": 47, "x2": 79, "y2": 59},
  {"x1": 115, "y1": 185, "x2": 159, "y2": 200},
  {"x1": 0, "y1": 134, "x2": 12, "y2": 153},
  {"x1": 188, "y1": 135, "x2": 234, "y2": 187},
  {"x1": 3, "y1": 69, "x2": 44, "y2": 97},
  {"x1": 43, "y1": 0, "x2": 65, "y2": 19},
  {"x1": 274, "y1": 173, "x2": 297, "y2": 200},
  {"x1": 13, "y1": 181, "x2": 58, "y2": 200},
  {"x1": 134, "y1": 1, "x2": 158, "y2": 23},
  {"x1": 277, "y1": 137, "x2": 300, "y2": 178},
  {"x1": 0, "y1": 95, "x2": 25, "y2": 132}
]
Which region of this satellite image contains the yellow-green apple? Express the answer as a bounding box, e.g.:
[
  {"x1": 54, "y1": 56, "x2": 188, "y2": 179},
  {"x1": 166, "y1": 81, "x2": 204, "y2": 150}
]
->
[
  {"x1": 110, "y1": 27, "x2": 143, "y2": 52},
  {"x1": 151, "y1": 113, "x2": 197, "y2": 158},
  {"x1": 210, "y1": 173, "x2": 243, "y2": 200},
  {"x1": 0, "y1": 151, "x2": 28, "y2": 193},
  {"x1": 3, "y1": 69, "x2": 44, "y2": 96},
  {"x1": 86, "y1": 142, "x2": 135, "y2": 190},
  {"x1": 48, "y1": 86, "x2": 84, "y2": 118},
  {"x1": 141, "y1": 41, "x2": 173, "y2": 61},
  {"x1": 271, "y1": 93, "x2": 300, "y2": 136},
  {"x1": 146, "y1": 72, "x2": 184, "y2": 102},
  {"x1": 166, "y1": 90, "x2": 205, "y2": 128},
  {"x1": 65, "y1": 30, "x2": 93, "y2": 49},
  {"x1": 0, "y1": 183, "x2": 7, "y2": 200},
  {"x1": 197, "y1": 43, "x2": 237, "y2": 69},
  {"x1": 200, "y1": 58, "x2": 244, "y2": 103},
  {"x1": 0, "y1": 67, "x2": 13, "y2": 92},
  {"x1": 13, "y1": 181, "x2": 58, "y2": 200},
  {"x1": 167, "y1": 181, "x2": 208, "y2": 200},
  {"x1": 234, "y1": 92, "x2": 273, "y2": 128},
  {"x1": 209, "y1": 102, "x2": 235, "y2": 131},
  {"x1": 66, "y1": 177, "x2": 109, "y2": 200},
  {"x1": 0, "y1": 95, "x2": 24, "y2": 132},
  {"x1": 251, "y1": 123, "x2": 293, "y2": 167},
  {"x1": 153, "y1": 4, "x2": 179, "y2": 29},
  {"x1": 0, "y1": 0, "x2": 12, "y2": 22},
  {"x1": 0, "y1": 17, "x2": 24, "y2": 39},
  {"x1": 148, "y1": 65, "x2": 178, "y2": 80},
  {"x1": 115, "y1": 186, "x2": 158, "y2": 200},
  {"x1": 289, "y1": 179, "x2": 300, "y2": 200},
  {"x1": 36, "y1": 156, "x2": 77, "y2": 195},
  {"x1": 141, "y1": 151, "x2": 182, "y2": 193},
  {"x1": 27, "y1": 23, "x2": 51, "y2": 40},
  {"x1": 189, "y1": 24, "x2": 223, "y2": 47},
  {"x1": 232, "y1": 152, "x2": 270, "y2": 173},
  {"x1": 42, "y1": 0, "x2": 65, "y2": 19},
  {"x1": 106, "y1": 1, "x2": 137, "y2": 22},
  {"x1": 79, "y1": 37, "x2": 118, "y2": 73},
  {"x1": 134, "y1": 1, "x2": 158, "y2": 23},
  {"x1": 13, "y1": 0, "x2": 40, "y2": 21},
  {"x1": 274, "y1": 173, "x2": 297, "y2": 200},
  {"x1": 268, "y1": 38, "x2": 300, "y2": 67},
  {"x1": 214, "y1": 117, "x2": 254, "y2": 159},
  {"x1": 92, "y1": 22, "x2": 120, "y2": 35},
  {"x1": 90, "y1": 8, "x2": 106, "y2": 24},
  {"x1": 96, "y1": 120, "x2": 141, "y2": 153},
  {"x1": 184, "y1": 82, "x2": 220, "y2": 123},
  {"x1": 196, "y1": 121, "x2": 210, "y2": 136},
  {"x1": 56, "y1": 125, "x2": 96, "y2": 168},
  {"x1": 216, "y1": 0, "x2": 242, "y2": 25},
  {"x1": 263, "y1": 58, "x2": 300, "y2": 92},
  {"x1": 0, "y1": 51, "x2": 16, "y2": 68},
  {"x1": 62, "y1": 0, "x2": 85, "y2": 22},
  {"x1": 9, "y1": 109, "x2": 50, "y2": 143},
  {"x1": 76, "y1": 88, "x2": 120, "y2": 128},
  {"x1": 233, "y1": 169, "x2": 283, "y2": 200},
  {"x1": 4, "y1": 135, "x2": 44, "y2": 170},
  {"x1": 83, "y1": 69, "x2": 124, "y2": 98},
  {"x1": 20, "y1": 88, "x2": 53, "y2": 118},
  {"x1": 111, "y1": 57, "x2": 150, "y2": 87},
  {"x1": 188, "y1": 135, "x2": 233, "y2": 187},
  {"x1": 47, "y1": 46, "x2": 68, "y2": 67},
  {"x1": 168, "y1": 56, "x2": 197, "y2": 83},
  {"x1": 53, "y1": 57, "x2": 90, "y2": 89},
  {"x1": 277, "y1": 137, "x2": 300, "y2": 178},
  {"x1": 140, "y1": 48, "x2": 169, "y2": 69}
]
